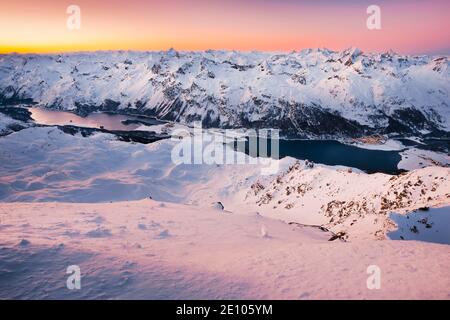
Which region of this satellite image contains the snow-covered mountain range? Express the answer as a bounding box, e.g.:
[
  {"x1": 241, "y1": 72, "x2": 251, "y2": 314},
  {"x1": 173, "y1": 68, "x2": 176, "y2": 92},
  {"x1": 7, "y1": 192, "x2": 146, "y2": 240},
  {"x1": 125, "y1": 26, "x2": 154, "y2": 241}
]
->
[{"x1": 0, "y1": 48, "x2": 449, "y2": 138}]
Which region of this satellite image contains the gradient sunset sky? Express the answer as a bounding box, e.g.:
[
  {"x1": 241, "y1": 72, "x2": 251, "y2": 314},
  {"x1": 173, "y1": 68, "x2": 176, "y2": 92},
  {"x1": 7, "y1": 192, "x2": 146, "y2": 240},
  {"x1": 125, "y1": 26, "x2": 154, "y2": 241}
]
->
[{"x1": 0, "y1": 0, "x2": 449, "y2": 54}]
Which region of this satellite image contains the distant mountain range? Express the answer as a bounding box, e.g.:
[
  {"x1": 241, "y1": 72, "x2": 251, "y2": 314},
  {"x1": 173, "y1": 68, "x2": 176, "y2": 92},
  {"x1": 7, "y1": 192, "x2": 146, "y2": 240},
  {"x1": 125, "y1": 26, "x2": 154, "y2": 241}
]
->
[{"x1": 0, "y1": 48, "x2": 449, "y2": 138}]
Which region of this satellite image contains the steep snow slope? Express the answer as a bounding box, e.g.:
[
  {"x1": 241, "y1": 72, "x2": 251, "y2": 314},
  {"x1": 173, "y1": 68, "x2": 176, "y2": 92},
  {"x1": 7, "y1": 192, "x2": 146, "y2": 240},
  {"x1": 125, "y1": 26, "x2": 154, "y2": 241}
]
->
[
  {"x1": 234, "y1": 162, "x2": 450, "y2": 240},
  {"x1": 0, "y1": 200, "x2": 449, "y2": 299},
  {"x1": 1, "y1": 49, "x2": 449, "y2": 137}
]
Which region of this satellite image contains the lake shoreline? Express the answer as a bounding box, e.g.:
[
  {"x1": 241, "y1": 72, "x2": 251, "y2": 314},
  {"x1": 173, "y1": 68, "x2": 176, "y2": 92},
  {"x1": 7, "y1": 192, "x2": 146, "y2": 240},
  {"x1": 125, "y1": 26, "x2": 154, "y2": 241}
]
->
[{"x1": 1, "y1": 105, "x2": 448, "y2": 175}]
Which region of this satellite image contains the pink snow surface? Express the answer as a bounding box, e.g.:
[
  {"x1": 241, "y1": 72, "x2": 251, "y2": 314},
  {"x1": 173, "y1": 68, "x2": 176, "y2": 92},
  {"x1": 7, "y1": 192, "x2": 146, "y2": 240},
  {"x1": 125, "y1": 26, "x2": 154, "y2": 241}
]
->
[{"x1": 0, "y1": 200, "x2": 448, "y2": 299}]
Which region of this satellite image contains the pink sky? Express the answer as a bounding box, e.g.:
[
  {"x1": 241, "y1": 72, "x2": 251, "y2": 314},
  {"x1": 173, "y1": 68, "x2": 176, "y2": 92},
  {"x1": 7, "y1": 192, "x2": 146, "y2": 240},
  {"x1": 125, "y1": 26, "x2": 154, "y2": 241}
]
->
[{"x1": 0, "y1": 0, "x2": 449, "y2": 54}]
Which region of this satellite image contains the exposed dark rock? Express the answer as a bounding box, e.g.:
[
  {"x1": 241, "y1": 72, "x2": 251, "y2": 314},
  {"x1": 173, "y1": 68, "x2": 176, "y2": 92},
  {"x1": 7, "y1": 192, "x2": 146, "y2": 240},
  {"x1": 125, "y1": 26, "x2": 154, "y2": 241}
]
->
[
  {"x1": 212, "y1": 202, "x2": 225, "y2": 210},
  {"x1": 0, "y1": 106, "x2": 33, "y2": 122},
  {"x1": 56, "y1": 125, "x2": 170, "y2": 144},
  {"x1": 0, "y1": 90, "x2": 35, "y2": 106},
  {"x1": 328, "y1": 231, "x2": 347, "y2": 241},
  {"x1": 121, "y1": 118, "x2": 166, "y2": 126}
]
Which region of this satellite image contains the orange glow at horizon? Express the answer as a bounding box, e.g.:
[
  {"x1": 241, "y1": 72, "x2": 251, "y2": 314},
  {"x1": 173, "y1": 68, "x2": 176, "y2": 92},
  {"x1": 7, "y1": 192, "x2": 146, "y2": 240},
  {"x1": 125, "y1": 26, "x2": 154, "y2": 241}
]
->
[{"x1": 1, "y1": 0, "x2": 449, "y2": 55}]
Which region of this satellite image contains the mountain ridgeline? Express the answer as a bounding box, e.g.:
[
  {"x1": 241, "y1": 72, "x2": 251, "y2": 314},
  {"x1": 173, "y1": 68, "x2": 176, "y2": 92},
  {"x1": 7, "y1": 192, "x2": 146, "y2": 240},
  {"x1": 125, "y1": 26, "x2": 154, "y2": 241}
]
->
[{"x1": 0, "y1": 48, "x2": 449, "y2": 138}]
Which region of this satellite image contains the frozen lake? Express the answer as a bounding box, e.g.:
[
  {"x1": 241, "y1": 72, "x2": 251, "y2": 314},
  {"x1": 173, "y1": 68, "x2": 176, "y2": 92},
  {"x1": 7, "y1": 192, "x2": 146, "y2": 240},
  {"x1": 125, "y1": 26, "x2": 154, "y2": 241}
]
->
[{"x1": 28, "y1": 107, "x2": 163, "y2": 131}]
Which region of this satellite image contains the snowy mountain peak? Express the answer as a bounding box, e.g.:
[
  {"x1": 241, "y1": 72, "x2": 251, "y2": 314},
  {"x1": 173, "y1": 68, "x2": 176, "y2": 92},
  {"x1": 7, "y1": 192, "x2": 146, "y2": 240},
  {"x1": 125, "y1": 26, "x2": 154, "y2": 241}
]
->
[{"x1": 342, "y1": 47, "x2": 363, "y2": 59}]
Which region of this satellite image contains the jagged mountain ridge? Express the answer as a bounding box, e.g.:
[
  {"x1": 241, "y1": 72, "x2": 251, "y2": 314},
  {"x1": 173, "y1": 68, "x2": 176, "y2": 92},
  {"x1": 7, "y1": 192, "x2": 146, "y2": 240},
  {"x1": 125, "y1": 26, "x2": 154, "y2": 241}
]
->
[{"x1": 0, "y1": 48, "x2": 449, "y2": 138}]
